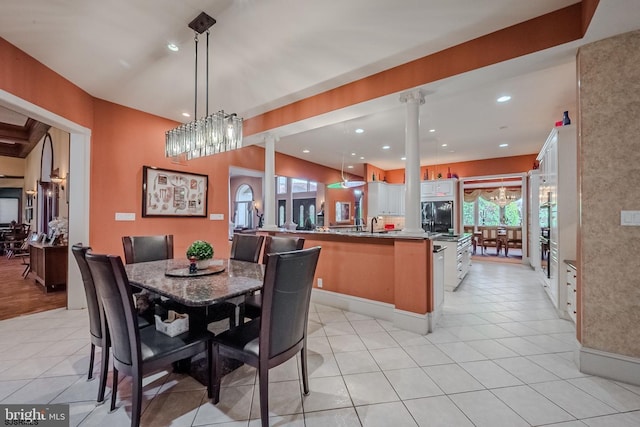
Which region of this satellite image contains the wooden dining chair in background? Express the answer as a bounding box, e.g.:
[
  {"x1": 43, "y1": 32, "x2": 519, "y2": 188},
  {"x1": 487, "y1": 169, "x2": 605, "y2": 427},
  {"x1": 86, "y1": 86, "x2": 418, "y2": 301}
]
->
[
  {"x1": 239, "y1": 236, "x2": 306, "y2": 322},
  {"x1": 85, "y1": 252, "x2": 214, "y2": 427},
  {"x1": 210, "y1": 247, "x2": 321, "y2": 427},
  {"x1": 122, "y1": 235, "x2": 174, "y2": 264},
  {"x1": 229, "y1": 233, "x2": 265, "y2": 263}
]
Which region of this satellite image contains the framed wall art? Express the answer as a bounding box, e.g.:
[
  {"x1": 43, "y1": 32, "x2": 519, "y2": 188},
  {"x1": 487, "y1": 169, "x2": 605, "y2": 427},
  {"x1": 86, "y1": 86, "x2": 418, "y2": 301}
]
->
[
  {"x1": 335, "y1": 201, "x2": 351, "y2": 223},
  {"x1": 142, "y1": 166, "x2": 208, "y2": 217}
]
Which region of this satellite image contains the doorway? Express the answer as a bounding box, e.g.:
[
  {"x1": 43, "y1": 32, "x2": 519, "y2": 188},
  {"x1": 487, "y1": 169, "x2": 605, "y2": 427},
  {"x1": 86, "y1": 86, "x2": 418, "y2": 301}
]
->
[{"x1": 1, "y1": 89, "x2": 91, "y2": 311}]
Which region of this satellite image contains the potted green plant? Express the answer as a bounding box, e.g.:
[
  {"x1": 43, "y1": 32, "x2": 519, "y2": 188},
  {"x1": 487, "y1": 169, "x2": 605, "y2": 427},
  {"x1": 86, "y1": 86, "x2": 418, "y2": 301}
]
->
[{"x1": 186, "y1": 240, "x2": 214, "y2": 269}]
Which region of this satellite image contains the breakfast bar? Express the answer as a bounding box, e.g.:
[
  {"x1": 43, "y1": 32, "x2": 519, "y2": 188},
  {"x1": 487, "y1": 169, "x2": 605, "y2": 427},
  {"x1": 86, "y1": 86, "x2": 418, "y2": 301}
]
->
[{"x1": 264, "y1": 230, "x2": 437, "y2": 334}]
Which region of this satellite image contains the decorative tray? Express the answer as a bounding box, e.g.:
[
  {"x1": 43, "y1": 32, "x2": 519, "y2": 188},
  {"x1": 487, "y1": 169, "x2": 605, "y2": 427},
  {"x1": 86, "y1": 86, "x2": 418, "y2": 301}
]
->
[{"x1": 165, "y1": 265, "x2": 225, "y2": 277}]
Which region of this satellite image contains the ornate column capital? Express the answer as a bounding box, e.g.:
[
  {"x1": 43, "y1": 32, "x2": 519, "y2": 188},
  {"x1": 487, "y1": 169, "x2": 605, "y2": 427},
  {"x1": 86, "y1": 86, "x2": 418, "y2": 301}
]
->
[{"x1": 399, "y1": 89, "x2": 425, "y2": 105}]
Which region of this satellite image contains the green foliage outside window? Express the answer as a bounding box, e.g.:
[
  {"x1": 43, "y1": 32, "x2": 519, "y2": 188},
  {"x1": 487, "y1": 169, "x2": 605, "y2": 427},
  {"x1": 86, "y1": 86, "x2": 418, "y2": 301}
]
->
[{"x1": 463, "y1": 201, "x2": 475, "y2": 225}]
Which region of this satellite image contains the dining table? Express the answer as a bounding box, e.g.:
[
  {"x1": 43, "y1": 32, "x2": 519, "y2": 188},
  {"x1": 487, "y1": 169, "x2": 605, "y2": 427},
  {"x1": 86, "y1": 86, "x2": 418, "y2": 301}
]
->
[
  {"x1": 124, "y1": 257, "x2": 265, "y2": 309},
  {"x1": 124, "y1": 257, "x2": 265, "y2": 382}
]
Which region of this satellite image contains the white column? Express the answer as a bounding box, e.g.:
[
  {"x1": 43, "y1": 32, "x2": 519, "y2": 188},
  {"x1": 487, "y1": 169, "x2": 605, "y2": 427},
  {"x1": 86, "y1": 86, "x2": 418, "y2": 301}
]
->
[
  {"x1": 261, "y1": 134, "x2": 279, "y2": 230},
  {"x1": 285, "y1": 177, "x2": 297, "y2": 230},
  {"x1": 400, "y1": 90, "x2": 425, "y2": 234}
]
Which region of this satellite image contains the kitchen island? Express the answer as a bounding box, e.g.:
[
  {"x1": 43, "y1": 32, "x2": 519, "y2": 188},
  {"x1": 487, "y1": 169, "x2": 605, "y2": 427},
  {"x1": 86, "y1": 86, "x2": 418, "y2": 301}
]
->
[{"x1": 263, "y1": 229, "x2": 438, "y2": 334}]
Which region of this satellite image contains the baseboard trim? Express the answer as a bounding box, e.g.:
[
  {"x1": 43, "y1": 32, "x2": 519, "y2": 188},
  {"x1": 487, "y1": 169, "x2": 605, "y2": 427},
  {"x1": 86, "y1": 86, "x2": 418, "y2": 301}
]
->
[
  {"x1": 311, "y1": 289, "x2": 429, "y2": 334},
  {"x1": 579, "y1": 346, "x2": 640, "y2": 386}
]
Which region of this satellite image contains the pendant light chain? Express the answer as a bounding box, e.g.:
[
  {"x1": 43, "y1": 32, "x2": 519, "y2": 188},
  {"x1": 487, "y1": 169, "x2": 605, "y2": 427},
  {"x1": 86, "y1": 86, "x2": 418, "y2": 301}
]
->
[
  {"x1": 165, "y1": 12, "x2": 243, "y2": 160},
  {"x1": 194, "y1": 33, "x2": 199, "y2": 120},
  {"x1": 206, "y1": 30, "x2": 210, "y2": 116}
]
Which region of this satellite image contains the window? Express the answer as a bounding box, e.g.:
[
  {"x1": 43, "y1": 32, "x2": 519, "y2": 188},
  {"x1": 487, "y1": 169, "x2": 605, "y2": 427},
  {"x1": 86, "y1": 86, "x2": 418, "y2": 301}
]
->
[
  {"x1": 503, "y1": 199, "x2": 523, "y2": 226},
  {"x1": 291, "y1": 178, "x2": 308, "y2": 193},
  {"x1": 291, "y1": 178, "x2": 317, "y2": 193},
  {"x1": 276, "y1": 177, "x2": 287, "y2": 194},
  {"x1": 0, "y1": 198, "x2": 19, "y2": 224},
  {"x1": 462, "y1": 201, "x2": 475, "y2": 226},
  {"x1": 479, "y1": 197, "x2": 500, "y2": 226},
  {"x1": 234, "y1": 184, "x2": 254, "y2": 228}
]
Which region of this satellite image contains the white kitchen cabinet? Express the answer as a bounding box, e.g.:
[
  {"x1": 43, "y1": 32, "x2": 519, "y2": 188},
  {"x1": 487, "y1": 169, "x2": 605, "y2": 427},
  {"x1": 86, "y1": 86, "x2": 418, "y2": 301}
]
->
[
  {"x1": 433, "y1": 233, "x2": 472, "y2": 292},
  {"x1": 536, "y1": 125, "x2": 577, "y2": 317},
  {"x1": 368, "y1": 182, "x2": 405, "y2": 216},
  {"x1": 421, "y1": 179, "x2": 455, "y2": 199},
  {"x1": 430, "y1": 247, "x2": 445, "y2": 332},
  {"x1": 566, "y1": 262, "x2": 577, "y2": 323}
]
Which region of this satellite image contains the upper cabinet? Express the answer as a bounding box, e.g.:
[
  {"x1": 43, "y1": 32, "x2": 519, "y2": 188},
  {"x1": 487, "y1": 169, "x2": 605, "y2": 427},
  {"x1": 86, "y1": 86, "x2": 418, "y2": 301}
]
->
[
  {"x1": 368, "y1": 182, "x2": 405, "y2": 216},
  {"x1": 421, "y1": 179, "x2": 455, "y2": 200}
]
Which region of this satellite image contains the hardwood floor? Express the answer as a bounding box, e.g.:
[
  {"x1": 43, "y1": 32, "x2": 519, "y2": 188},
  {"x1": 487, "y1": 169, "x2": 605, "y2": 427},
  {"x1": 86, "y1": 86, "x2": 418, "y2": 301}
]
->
[{"x1": 0, "y1": 255, "x2": 66, "y2": 320}]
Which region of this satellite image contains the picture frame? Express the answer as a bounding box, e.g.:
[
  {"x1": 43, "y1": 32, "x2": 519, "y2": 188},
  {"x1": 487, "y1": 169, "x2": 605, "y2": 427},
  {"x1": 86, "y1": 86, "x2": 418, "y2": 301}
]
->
[
  {"x1": 142, "y1": 166, "x2": 208, "y2": 217},
  {"x1": 335, "y1": 201, "x2": 351, "y2": 223}
]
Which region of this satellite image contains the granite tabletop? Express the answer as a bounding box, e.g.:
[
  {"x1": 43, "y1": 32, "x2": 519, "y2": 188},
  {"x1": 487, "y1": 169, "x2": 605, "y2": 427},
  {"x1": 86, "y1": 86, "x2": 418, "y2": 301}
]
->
[{"x1": 124, "y1": 258, "x2": 265, "y2": 307}]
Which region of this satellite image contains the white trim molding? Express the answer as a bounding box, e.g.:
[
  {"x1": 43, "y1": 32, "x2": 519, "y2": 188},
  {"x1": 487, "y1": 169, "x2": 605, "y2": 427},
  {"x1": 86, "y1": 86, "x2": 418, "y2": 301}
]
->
[
  {"x1": 311, "y1": 288, "x2": 431, "y2": 335},
  {"x1": 579, "y1": 346, "x2": 640, "y2": 386}
]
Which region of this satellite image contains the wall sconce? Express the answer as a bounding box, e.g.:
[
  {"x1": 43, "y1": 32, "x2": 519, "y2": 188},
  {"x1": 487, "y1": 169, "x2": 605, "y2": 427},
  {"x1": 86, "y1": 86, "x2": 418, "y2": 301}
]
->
[{"x1": 50, "y1": 168, "x2": 66, "y2": 190}]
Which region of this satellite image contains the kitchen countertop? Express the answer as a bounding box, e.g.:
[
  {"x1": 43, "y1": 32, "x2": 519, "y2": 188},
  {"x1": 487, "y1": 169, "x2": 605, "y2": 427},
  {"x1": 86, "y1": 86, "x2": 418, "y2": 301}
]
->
[
  {"x1": 272, "y1": 228, "x2": 440, "y2": 240},
  {"x1": 432, "y1": 233, "x2": 473, "y2": 242}
]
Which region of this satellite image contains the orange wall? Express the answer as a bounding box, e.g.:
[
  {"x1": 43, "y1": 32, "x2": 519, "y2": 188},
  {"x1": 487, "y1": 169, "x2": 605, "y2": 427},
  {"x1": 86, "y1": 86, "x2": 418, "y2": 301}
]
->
[
  {"x1": 0, "y1": 37, "x2": 94, "y2": 129},
  {"x1": 90, "y1": 100, "x2": 349, "y2": 258},
  {"x1": 384, "y1": 154, "x2": 538, "y2": 184}
]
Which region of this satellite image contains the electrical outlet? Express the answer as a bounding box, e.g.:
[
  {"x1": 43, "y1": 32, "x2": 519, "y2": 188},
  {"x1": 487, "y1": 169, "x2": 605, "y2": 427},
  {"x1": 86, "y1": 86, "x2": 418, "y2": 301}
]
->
[{"x1": 317, "y1": 278, "x2": 323, "y2": 288}]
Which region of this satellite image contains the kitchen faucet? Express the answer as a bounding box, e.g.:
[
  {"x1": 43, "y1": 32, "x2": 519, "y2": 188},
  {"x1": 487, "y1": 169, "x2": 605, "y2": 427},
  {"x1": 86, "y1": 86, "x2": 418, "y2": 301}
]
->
[{"x1": 370, "y1": 216, "x2": 378, "y2": 233}]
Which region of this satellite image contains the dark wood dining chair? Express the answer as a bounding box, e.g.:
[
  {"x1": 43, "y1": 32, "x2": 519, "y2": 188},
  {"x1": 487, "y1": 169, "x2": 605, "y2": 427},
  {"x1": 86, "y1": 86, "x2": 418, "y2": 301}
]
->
[
  {"x1": 122, "y1": 235, "x2": 174, "y2": 264},
  {"x1": 230, "y1": 233, "x2": 265, "y2": 263},
  {"x1": 72, "y1": 244, "x2": 154, "y2": 403},
  {"x1": 239, "y1": 236, "x2": 306, "y2": 322},
  {"x1": 71, "y1": 244, "x2": 110, "y2": 403},
  {"x1": 85, "y1": 252, "x2": 214, "y2": 427},
  {"x1": 210, "y1": 247, "x2": 321, "y2": 427}
]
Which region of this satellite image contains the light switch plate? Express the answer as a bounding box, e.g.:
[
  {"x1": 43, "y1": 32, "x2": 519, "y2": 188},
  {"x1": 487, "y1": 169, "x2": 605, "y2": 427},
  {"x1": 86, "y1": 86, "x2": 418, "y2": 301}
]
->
[
  {"x1": 621, "y1": 210, "x2": 640, "y2": 226},
  {"x1": 115, "y1": 212, "x2": 136, "y2": 221},
  {"x1": 209, "y1": 213, "x2": 224, "y2": 220}
]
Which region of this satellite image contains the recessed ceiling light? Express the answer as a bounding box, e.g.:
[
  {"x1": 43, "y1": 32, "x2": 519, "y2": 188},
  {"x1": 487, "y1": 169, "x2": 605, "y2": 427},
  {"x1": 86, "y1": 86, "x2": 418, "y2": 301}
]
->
[
  {"x1": 167, "y1": 43, "x2": 179, "y2": 52},
  {"x1": 360, "y1": 156, "x2": 365, "y2": 160},
  {"x1": 347, "y1": 165, "x2": 354, "y2": 169},
  {"x1": 441, "y1": 143, "x2": 447, "y2": 147},
  {"x1": 497, "y1": 95, "x2": 511, "y2": 103},
  {"x1": 499, "y1": 143, "x2": 509, "y2": 148},
  {"x1": 351, "y1": 152, "x2": 356, "y2": 156},
  {"x1": 302, "y1": 149, "x2": 310, "y2": 153},
  {"x1": 355, "y1": 128, "x2": 364, "y2": 134},
  {"x1": 182, "y1": 112, "x2": 191, "y2": 117},
  {"x1": 382, "y1": 145, "x2": 390, "y2": 150},
  {"x1": 429, "y1": 129, "x2": 436, "y2": 133},
  {"x1": 401, "y1": 157, "x2": 406, "y2": 161}
]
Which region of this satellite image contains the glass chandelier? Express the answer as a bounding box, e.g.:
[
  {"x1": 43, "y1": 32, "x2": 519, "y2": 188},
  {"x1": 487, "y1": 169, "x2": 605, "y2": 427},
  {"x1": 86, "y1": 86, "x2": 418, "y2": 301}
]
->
[
  {"x1": 491, "y1": 186, "x2": 516, "y2": 207},
  {"x1": 165, "y1": 12, "x2": 243, "y2": 160}
]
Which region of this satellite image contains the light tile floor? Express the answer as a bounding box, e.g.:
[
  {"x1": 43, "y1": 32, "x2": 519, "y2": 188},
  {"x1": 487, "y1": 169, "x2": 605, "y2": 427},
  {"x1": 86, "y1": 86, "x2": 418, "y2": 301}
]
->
[{"x1": 2, "y1": 261, "x2": 640, "y2": 426}]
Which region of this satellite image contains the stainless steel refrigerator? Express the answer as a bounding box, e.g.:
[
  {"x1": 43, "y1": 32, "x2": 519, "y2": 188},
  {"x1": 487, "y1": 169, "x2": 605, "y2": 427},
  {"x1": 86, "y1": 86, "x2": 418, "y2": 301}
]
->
[{"x1": 421, "y1": 200, "x2": 453, "y2": 232}]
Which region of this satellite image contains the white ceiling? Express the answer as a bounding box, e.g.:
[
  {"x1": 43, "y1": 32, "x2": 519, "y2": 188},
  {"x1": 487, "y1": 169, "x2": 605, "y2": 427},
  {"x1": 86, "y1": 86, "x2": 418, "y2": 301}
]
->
[{"x1": 1, "y1": 0, "x2": 639, "y2": 176}]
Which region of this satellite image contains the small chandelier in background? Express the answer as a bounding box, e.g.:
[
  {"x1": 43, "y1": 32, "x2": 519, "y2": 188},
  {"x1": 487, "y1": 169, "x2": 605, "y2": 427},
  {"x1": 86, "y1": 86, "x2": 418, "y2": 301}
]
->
[
  {"x1": 165, "y1": 12, "x2": 243, "y2": 160},
  {"x1": 491, "y1": 185, "x2": 516, "y2": 207}
]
